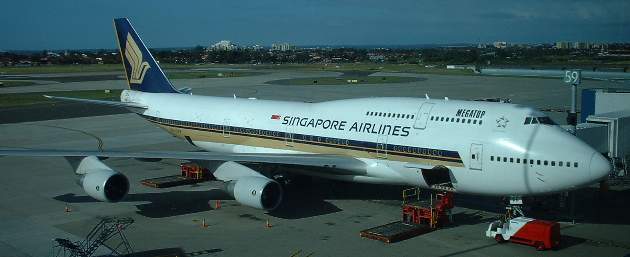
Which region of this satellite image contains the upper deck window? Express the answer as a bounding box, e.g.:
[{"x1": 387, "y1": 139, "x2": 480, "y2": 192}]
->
[{"x1": 524, "y1": 116, "x2": 556, "y2": 125}]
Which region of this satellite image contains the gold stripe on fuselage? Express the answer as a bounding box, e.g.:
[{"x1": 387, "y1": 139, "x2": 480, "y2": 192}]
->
[{"x1": 151, "y1": 120, "x2": 464, "y2": 168}]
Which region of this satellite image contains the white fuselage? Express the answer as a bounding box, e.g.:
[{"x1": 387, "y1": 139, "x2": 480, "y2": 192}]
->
[{"x1": 121, "y1": 90, "x2": 610, "y2": 196}]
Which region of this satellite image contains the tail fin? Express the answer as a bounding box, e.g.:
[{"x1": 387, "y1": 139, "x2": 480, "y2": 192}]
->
[{"x1": 113, "y1": 18, "x2": 180, "y2": 93}]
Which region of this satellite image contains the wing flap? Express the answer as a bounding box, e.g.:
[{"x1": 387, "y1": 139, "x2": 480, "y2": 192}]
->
[{"x1": 0, "y1": 149, "x2": 367, "y2": 175}]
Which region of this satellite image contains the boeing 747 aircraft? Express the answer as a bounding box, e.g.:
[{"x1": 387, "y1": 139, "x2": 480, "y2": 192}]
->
[{"x1": 0, "y1": 18, "x2": 611, "y2": 210}]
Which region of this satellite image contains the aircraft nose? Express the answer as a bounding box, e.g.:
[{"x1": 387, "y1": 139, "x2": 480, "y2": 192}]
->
[{"x1": 589, "y1": 152, "x2": 611, "y2": 181}]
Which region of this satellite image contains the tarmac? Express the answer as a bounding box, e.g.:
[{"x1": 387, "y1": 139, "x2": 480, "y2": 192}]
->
[{"x1": 1, "y1": 68, "x2": 629, "y2": 257}]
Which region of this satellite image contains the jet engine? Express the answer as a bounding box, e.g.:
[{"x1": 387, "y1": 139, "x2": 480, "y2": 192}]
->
[
  {"x1": 208, "y1": 161, "x2": 284, "y2": 210},
  {"x1": 225, "y1": 176, "x2": 283, "y2": 210},
  {"x1": 73, "y1": 156, "x2": 129, "y2": 202}
]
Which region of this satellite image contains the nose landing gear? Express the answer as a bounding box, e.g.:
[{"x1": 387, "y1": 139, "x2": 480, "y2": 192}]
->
[{"x1": 505, "y1": 196, "x2": 525, "y2": 219}]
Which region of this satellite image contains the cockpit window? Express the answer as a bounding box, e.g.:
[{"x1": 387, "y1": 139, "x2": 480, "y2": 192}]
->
[
  {"x1": 537, "y1": 116, "x2": 555, "y2": 125},
  {"x1": 524, "y1": 116, "x2": 556, "y2": 125}
]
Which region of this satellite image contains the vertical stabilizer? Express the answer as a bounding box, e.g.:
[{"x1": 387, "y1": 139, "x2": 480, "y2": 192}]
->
[{"x1": 113, "y1": 18, "x2": 180, "y2": 93}]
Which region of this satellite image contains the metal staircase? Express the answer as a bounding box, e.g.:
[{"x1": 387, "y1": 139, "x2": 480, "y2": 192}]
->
[{"x1": 51, "y1": 217, "x2": 134, "y2": 257}]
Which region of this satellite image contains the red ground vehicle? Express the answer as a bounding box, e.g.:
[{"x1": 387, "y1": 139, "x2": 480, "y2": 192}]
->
[
  {"x1": 486, "y1": 216, "x2": 560, "y2": 250},
  {"x1": 401, "y1": 189, "x2": 454, "y2": 229}
]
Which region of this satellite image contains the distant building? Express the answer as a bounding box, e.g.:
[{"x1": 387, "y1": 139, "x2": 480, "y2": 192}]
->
[
  {"x1": 367, "y1": 53, "x2": 385, "y2": 62},
  {"x1": 591, "y1": 43, "x2": 609, "y2": 50},
  {"x1": 250, "y1": 44, "x2": 263, "y2": 51},
  {"x1": 271, "y1": 42, "x2": 296, "y2": 51},
  {"x1": 493, "y1": 41, "x2": 507, "y2": 49},
  {"x1": 477, "y1": 43, "x2": 488, "y2": 49},
  {"x1": 209, "y1": 40, "x2": 238, "y2": 51},
  {"x1": 555, "y1": 41, "x2": 570, "y2": 49},
  {"x1": 573, "y1": 42, "x2": 590, "y2": 50}
]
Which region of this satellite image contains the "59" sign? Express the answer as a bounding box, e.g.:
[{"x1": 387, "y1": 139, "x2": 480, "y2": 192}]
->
[{"x1": 563, "y1": 70, "x2": 581, "y2": 85}]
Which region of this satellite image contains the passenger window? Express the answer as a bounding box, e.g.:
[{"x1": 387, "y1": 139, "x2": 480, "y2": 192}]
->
[
  {"x1": 559, "y1": 161, "x2": 563, "y2": 167},
  {"x1": 544, "y1": 160, "x2": 548, "y2": 166},
  {"x1": 441, "y1": 117, "x2": 445, "y2": 121},
  {"x1": 491, "y1": 156, "x2": 494, "y2": 161},
  {"x1": 473, "y1": 120, "x2": 477, "y2": 124},
  {"x1": 530, "y1": 159, "x2": 534, "y2": 165},
  {"x1": 366, "y1": 111, "x2": 369, "y2": 115},
  {"x1": 516, "y1": 158, "x2": 520, "y2": 163},
  {"x1": 431, "y1": 116, "x2": 434, "y2": 120},
  {"x1": 479, "y1": 120, "x2": 483, "y2": 125},
  {"x1": 411, "y1": 115, "x2": 415, "y2": 119},
  {"x1": 461, "y1": 119, "x2": 466, "y2": 123},
  {"x1": 467, "y1": 119, "x2": 472, "y2": 124},
  {"x1": 472, "y1": 154, "x2": 476, "y2": 159},
  {"x1": 524, "y1": 117, "x2": 532, "y2": 124},
  {"x1": 397, "y1": 114, "x2": 400, "y2": 118},
  {"x1": 388, "y1": 113, "x2": 392, "y2": 117},
  {"x1": 523, "y1": 158, "x2": 527, "y2": 164},
  {"x1": 503, "y1": 157, "x2": 507, "y2": 162},
  {"x1": 551, "y1": 161, "x2": 555, "y2": 166},
  {"x1": 566, "y1": 161, "x2": 570, "y2": 167},
  {"x1": 509, "y1": 158, "x2": 513, "y2": 163},
  {"x1": 537, "y1": 160, "x2": 541, "y2": 165},
  {"x1": 574, "y1": 162, "x2": 578, "y2": 168}
]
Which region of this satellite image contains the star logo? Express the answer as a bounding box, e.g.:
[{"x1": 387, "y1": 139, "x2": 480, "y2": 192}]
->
[{"x1": 496, "y1": 116, "x2": 509, "y2": 128}]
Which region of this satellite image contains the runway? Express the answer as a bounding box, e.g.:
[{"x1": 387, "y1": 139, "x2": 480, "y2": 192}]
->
[{"x1": 1, "y1": 69, "x2": 629, "y2": 256}]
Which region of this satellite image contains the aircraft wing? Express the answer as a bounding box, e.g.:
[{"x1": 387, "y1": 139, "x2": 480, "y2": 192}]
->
[
  {"x1": 43, "y1": 95, "x2": 147, "y2": 110},
  {"x1": 0, "y1": 149, "x2": 367, "y2": 175}
]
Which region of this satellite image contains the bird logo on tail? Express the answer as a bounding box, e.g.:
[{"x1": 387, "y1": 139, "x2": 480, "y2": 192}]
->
[{"x1": 124, "y1": 32, "x2": 150, "y2": 84}]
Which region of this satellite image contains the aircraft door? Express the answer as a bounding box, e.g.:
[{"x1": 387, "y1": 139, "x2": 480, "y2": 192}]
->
[
  {"x1": 376, "y1": 134, "x2": 388, "y2": 159},
  {"x1": 469, "y1": 143, "x2": 483, "y2": 170},
  {"x1": 413, "y1": 103, "x2": 435, "y2": 129},
  {"x1": 284, "y1": 125, "x2": 294, "y2": 147},
  {"x1": 222, "y1": 118, "x2": 231, "y2": 138}
]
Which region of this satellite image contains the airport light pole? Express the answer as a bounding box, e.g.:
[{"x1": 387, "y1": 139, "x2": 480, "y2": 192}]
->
[
  {"x1": 564, "y1": 70, "x2": 581, "y2": 134},
  {"x1": 563, "y1": 70, "x2": 582, "y2": 223}
]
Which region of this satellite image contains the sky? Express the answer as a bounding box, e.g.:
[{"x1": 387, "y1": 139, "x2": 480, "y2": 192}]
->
[{"x1": 1, "y1": 0, "x2": 629, "y2": 50}]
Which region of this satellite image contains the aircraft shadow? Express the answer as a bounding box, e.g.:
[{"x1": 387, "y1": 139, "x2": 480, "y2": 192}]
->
[
  {"x1": 555, "y1": 235, "x2": 587, "y2": 250},
  {"x1": 54, "y1": 189, "x2": 232, "y2": 218},
  {"x1": 54, "y1": 175, "x2": 630, "y2": 225},
  {"x1": 513, "y1": 183, "x2": 630, "y2": 225},
  {"x1": 96, "y1": 247, "x2": 223, "y2": 257}
]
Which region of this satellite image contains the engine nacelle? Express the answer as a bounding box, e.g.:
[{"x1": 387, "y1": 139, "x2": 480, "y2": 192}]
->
[
  {"x1": 74, "y1": 156, "x2": 129, "y2": 202},
  {"x1": 226, "y1": 176, "x2": 283, "y2": 210}
]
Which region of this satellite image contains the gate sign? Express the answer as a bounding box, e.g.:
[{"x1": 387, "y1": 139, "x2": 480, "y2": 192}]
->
[{"x1": 563, "y1": 70, "x2": 581, "y2": 85}]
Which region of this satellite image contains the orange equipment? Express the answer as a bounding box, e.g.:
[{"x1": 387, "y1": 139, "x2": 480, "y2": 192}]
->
[{"x1": 401, "y1": 188, "x2": 454, "y2": 229}]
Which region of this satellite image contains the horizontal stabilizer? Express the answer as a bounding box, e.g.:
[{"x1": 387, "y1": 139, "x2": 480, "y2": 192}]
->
[{"x1": 43, "y1": 95, "x2": 147, "y2": 109}]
